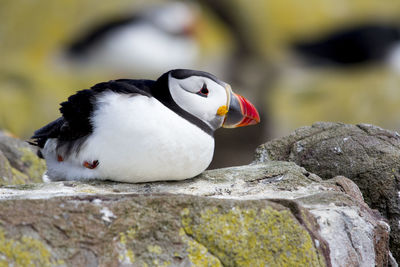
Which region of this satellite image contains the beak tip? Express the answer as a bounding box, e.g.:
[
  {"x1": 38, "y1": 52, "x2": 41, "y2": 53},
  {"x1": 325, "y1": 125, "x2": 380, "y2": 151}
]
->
[
  {"x1": 239, "y1": 99, "x2": 260, "y2": 127},
  {"x1": 252, "y1": 109, "x2": 261, "y2": 124},
  {"x1": 222, "y1": 91, "x2": 261, "y2": 128}
]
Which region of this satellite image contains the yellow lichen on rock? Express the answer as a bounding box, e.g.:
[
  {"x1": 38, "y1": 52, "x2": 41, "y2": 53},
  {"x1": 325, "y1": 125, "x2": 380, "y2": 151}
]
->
[
  {"x1": 182, "y1": 206, "x2": 324, "y2": 266},
  {"x1": 0, "y1": 228, "x2": 61, "y2": 267},
  {"x1": 117, "y1": 228, "x2": 137, "y2": 264},
  {"x1": 18, "y1": 147, "x2": 46, "y2": 182},
  {"x1": 147, "y1": 244, "x2": 163, "y2": 255},
  {"x1": 0, "y1": 145, "x2": 45, "y2": 185},
  {"x1": 0, "y1": 154, "x2": 31, "y2": 186},
  {"x1": 9, "y1": 167, "x2": 29, "y2": 185},
  {"x1": 77, "y1": 188, "x2": 98, "y2": 194},
  {"x1": 179, "y1": 228, "x2": 222, "y2": 267}
]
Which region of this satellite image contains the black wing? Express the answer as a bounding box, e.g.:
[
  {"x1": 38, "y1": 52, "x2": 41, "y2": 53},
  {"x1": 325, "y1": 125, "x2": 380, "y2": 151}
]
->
[
  {"x1": 293, "y1": 24, "x2": 400, "y2": 65},
  {"x1": 29, "y1": 117, "x2": 65, "y2": 148},
  {"x1": 30, "y1": 79, "x2": 155, "y2": 153}
]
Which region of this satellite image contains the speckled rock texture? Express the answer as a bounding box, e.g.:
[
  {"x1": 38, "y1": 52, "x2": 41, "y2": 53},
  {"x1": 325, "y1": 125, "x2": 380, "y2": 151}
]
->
[
  {"x1": 255, "y1": 122, "x2": 400, "y2": 262},
  {"x1": 0, "y1": 161, "x2": 392, "y2": 266},
  {"x1": 0, "y1": 131, "x2": 45, "y2": 185}
]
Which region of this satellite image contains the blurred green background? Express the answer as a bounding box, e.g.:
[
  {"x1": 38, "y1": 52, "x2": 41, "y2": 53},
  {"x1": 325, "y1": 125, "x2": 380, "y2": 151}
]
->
[{"x1": 1, "y1": 0, "x2": 400, "y2": 168}]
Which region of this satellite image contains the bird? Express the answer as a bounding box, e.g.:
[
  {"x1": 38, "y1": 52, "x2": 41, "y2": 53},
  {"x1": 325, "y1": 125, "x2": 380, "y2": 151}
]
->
[
  {"x1": 65, "y1": 2, "x2": 200, "y2": 75},
  {"x1": 30, "y1": 69, "x2": 260, "y2": 183},
  {"x1": 292, "y1": 23, "x2": 400, "y2": 70}
]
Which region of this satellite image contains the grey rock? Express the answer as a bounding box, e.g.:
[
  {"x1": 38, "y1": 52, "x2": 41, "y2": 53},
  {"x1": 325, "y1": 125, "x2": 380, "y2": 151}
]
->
[
  {"x1": 0, "y1": 162, "x2": 391, "y2": 266},
  {"x1": 254, "y1": 122, "x2": 400, "y2": 261},
  {"x1": 0, "y1": 131, "x2": 46, "y2": 185}
]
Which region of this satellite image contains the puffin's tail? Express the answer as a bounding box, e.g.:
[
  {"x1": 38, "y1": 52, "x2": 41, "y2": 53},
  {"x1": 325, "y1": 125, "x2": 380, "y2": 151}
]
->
[{"x1": 29, "y1": 117, "x2": 65, "y2": 157}]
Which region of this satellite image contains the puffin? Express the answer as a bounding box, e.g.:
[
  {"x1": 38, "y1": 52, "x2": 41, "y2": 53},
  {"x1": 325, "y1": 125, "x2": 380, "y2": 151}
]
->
[
  {"x1": 30, "y1": 69, "x2": 260, "y2": 183},
  {"x1": 292, "y1": 23, "x2": 400, "y2": 69},
  {"x1": 66, "y1": 2, "x2": 199, "y2": 74}
]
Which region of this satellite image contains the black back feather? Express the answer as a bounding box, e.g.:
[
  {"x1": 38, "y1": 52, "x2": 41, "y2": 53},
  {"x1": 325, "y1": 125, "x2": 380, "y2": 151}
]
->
[
  {"x1": 293, "y1": 23, "x2": 400, "y2": 65},
  {"x1": 67, "y1": 16, "x2": 139, "y2": 57},
  {"x1": 30, "y1": 69, "x2": 216, "y2": 158},
  {"x1": 30, "y1": 79, "x2": 154, "y2": 156}
]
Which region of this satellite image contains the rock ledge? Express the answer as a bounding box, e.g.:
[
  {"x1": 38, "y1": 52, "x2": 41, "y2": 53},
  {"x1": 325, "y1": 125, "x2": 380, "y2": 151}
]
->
[{"x1": 0, "y1": 161, "x2": 391, "y2": 266}]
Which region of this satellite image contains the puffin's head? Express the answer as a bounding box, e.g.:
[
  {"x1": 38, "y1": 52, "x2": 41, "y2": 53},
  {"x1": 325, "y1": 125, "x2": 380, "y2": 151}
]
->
[
  {"x1": 165, "y1": 69, "x2": 260, "y2": 131},
  {"x1": 145, "y1": 2, "x2": 198, "y2": 36}
]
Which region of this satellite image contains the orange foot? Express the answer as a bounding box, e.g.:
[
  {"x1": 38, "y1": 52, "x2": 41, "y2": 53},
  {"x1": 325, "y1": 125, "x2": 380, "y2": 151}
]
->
[{"x1": 83, "y1": 160, "x2": 99, "y2": 169}]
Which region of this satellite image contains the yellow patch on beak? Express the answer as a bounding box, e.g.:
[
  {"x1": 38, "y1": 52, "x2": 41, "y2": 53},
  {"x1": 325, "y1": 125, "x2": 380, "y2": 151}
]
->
[{"x1": 217, "y1": 105, "x2": 228, "y2": 116}]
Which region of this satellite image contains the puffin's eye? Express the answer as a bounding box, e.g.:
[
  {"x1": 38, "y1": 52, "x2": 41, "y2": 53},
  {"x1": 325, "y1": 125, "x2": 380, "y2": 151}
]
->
[{"x1": 196, "y1": 84, "x2": 209, "y2": 97}]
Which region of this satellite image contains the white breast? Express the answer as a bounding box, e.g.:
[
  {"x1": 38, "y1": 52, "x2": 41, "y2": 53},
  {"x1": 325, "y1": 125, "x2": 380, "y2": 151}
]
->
[{"x1": 43, "y1": 91, "x2": 214, "y2": 183}]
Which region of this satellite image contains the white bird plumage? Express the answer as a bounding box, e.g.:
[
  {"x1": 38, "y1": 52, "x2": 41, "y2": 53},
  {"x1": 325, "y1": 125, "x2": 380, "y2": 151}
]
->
[
  {"x1": 32, "y1": 69, "x2": 260, "y2": 183},
  {"x1": 43, "y1": 91, "x2": 214, "y2": 182},
  {"x1": 66, "y1": 2, "x2": 199, "y2": 75}
]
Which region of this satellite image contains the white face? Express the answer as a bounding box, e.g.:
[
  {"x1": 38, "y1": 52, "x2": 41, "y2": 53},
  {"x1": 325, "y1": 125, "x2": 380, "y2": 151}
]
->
[{"x1": 168, "y1": 74, "x2": 229, "y2": 130}]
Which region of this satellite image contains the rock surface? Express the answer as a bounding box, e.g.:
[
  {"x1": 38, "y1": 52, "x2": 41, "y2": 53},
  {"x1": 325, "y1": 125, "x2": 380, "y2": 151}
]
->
[
  {"x1": 0, "y1": 131, "x2": 46, "y2": 185},
  {"x1": 0, "y1": 161, "x2": 391, "y2": 266},
  {"x1": 255, "y1": 122, "x2": 400, "y2": 261}
]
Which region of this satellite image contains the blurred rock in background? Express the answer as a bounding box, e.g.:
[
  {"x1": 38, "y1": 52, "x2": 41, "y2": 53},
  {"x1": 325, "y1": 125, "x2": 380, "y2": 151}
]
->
[{"x1": 1, "y1": 0, "x2": 400, "y2": 169}]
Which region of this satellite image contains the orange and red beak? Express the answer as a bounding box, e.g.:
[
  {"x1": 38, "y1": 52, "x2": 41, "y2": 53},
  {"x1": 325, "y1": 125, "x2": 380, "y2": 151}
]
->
[{"x1": 222, "y1": 88, "x2": 260, "y2": 128}]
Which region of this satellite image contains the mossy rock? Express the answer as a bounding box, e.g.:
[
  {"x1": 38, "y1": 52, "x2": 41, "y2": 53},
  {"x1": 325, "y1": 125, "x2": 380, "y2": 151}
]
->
[
  {"x1": 0, "y1": 160, "x2": 391, "y2": 266},
  {"x1": 255, "y1": 122, "x2": 400, "y2": 262},
  {"x1": 0, "y1": 131, "x2": 45, "y2": 185},
  {"x1": 0, "y1": 195, "x2": 327, "y2": 266},
  {"x1": 181, "y1": 203, "x2": 326, "y2": 266}
]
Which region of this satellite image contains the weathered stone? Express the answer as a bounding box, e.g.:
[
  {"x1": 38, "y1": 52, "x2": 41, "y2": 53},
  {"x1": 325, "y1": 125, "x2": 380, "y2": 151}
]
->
[
  {"x1": 0, "y1": 131, "x2": 45, "y2": 185},
  {"x1": 0, "y1": 162, "x2": 391, "y2": 266},
  {"x1": 254, "y1": 122, "x2": 400, "y2": 261}
]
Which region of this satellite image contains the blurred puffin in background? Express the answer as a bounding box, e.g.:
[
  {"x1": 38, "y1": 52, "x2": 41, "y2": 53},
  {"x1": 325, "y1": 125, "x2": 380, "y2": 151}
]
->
[
  {"x1": 292, "y1": 22, "x2": 400, "y2": 72},
  {"x1": 66, "y1": 2, "x2": 200, "y2": 75}
]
